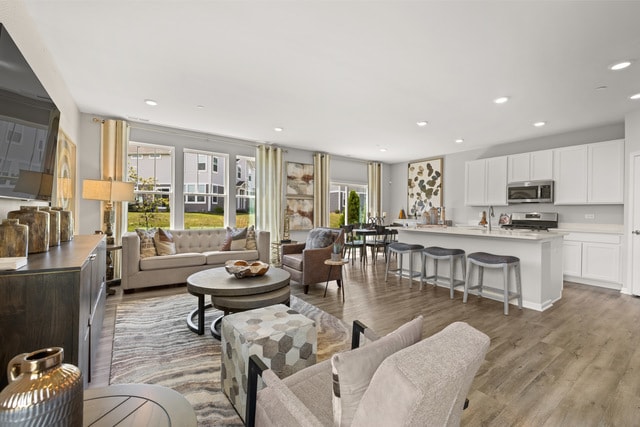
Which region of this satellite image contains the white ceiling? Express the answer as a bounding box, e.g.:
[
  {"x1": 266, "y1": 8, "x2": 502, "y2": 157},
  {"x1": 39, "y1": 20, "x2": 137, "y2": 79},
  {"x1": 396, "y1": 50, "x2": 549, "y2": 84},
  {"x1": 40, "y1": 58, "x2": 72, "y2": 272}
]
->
[{"x1": 20, "y1": 1, "x2": 640, "y2": 163}]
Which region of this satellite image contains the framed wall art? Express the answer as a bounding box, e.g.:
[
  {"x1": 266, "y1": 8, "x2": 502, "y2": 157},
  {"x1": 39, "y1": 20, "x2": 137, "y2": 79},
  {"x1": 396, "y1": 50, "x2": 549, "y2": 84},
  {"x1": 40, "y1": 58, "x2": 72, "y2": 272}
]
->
[
  {"x1": 285, "y1": 162, "x2": 314, "y2": 230},
  {"x1": 285, "y1": 198, "x2": 314, "y2": 230},
  {"x1": 407, "y1": 157, "x2": 443, "y2": 217},
  {"x1": 286, "y1": 162, "x2": 314, "y2": 197},
  {"x1": 55, "y1": 129, "x2": 76, "y2": 212}
]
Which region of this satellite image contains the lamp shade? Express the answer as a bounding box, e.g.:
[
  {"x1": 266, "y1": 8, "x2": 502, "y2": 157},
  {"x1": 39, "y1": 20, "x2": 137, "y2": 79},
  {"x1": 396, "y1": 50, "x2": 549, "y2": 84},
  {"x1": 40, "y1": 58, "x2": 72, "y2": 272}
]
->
[{"x1": 82, "y1": 179, "x2": 134, "y2": 202}]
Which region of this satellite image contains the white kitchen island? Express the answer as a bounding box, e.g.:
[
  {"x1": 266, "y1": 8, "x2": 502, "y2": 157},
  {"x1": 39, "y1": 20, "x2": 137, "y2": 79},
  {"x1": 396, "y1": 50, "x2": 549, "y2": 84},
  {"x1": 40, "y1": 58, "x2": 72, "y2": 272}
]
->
[{"x1": 394, "y1": 226, "x2": 566, "y2": 312}]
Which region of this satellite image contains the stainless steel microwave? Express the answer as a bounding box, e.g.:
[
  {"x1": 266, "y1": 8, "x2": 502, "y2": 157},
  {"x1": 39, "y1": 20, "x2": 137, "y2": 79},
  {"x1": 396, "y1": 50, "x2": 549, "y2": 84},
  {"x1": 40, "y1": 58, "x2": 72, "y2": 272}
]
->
[{"x1": 507, "y1": 180, "x2": 554, "y2": 204}]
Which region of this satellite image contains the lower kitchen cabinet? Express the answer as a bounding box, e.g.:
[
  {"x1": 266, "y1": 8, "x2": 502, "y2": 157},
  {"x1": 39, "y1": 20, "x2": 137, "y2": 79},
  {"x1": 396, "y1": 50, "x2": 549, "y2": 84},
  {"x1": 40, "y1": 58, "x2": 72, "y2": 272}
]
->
[
  {"x1": 562, "y1": 232, "x2": 621, "y2": 288},
  {"x1": 0, "y1": 234, "x2": 106, "y2": 388}
]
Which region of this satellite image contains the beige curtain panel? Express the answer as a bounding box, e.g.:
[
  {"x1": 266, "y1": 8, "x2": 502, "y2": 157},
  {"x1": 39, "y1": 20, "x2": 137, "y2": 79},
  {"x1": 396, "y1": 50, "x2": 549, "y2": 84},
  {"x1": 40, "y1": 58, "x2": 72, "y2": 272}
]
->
[
  {"x1": 256, "y1": 145, "x2": 283, "y2": 245},
  {"x1": 313, "y1": 152, "x2": 330, "y2": 227},
  {"x1": 368, "y1": 162, "x2": 382, "y2": 219},
  {"x1": 101, "y1": 119, "x2": 129, "y2": 276}
]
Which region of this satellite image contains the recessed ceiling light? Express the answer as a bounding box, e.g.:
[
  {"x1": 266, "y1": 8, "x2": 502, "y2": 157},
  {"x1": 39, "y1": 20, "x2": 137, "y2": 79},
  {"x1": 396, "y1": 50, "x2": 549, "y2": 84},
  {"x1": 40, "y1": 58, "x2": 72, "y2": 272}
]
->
[
  {"x1": 595, "y1": 85, "x2": 608, "y2": 91},
  {"x1": 196, "y1": 105, "x2": 205, "y2": 109},
  {"x1": 416, "y1": 121, "x2": 428, "y2": 127},
  {"x1": 379, "y1": 148, "x2": 387, "y2": 152},
  {"x1": 494, "y1": 96, "x2": 509, "y2": 104},
  {"x1": 274, "y1": 127, "x2": 283, "y2": 132},
  {"x1": 455, "y1": 138, "x2": 464, "y2": 144},
  {"x1": 144, "y1": 99, "x2": 158, "y2": 106},
  {"x1": 630, "y1": 93, "x2": 640, "y2": 100},
  {"x1": 533, "y1": 121, "x2": 546, "y2": 127},
  {"x1": 609, "y1": 61, "x2": 631, "y2": 71}
]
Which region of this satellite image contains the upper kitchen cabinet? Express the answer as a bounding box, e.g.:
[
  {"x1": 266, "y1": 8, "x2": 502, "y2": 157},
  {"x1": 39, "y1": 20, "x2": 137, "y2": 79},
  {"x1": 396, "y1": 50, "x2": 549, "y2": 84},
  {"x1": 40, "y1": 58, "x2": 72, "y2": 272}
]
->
[
  {"x1": 465, "y1": 156, "x2": 508, "y2": 206},
  {"x1": 554, "y1": 139, "x2": 624, "y2": 205},
  {"x1": 588, "y1": 139, "x2": 624, "y2": 204},
  {"x1": 507, "y1": 150, "x2": 553, "y2": 183}
]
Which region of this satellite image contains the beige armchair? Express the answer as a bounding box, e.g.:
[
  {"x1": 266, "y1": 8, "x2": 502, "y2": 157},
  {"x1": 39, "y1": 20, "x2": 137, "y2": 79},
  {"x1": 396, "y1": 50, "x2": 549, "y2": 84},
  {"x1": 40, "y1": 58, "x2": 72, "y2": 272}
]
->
[
  {"x1": 246, "y1": 318, "x2": 490, "y2": 427},
  {"x1": 281, "y1": 227, "x2": 344, "y2": 294}
]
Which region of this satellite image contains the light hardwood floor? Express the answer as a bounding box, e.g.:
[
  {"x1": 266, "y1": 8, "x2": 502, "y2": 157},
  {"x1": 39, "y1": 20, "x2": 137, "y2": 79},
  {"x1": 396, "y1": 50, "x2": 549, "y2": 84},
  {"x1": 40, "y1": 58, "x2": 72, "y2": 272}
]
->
[{"x1": 93, "y1": 255, "x2": 640, "y2": 426}]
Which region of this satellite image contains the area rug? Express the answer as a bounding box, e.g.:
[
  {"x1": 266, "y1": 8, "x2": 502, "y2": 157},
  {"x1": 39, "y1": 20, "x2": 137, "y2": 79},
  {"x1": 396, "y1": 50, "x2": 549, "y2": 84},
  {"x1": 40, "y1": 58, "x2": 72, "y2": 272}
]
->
[{"x1": 110, "y1": 293, "x2": 350, "y2": 426}]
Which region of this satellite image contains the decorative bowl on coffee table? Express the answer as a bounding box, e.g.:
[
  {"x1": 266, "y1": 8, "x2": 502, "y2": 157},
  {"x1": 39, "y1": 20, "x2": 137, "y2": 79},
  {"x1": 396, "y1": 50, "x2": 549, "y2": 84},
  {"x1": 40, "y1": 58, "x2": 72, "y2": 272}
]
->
[{"x1": 225, "y1": 260, "x2": 270, "y2": 279}]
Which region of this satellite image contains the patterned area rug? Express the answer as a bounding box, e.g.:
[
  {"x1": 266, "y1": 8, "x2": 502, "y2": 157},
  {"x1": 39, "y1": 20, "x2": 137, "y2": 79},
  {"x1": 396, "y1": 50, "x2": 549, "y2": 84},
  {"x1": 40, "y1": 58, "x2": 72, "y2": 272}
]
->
[{"x1": 110, "y1": 293, "x2": 350, "y2": 426}]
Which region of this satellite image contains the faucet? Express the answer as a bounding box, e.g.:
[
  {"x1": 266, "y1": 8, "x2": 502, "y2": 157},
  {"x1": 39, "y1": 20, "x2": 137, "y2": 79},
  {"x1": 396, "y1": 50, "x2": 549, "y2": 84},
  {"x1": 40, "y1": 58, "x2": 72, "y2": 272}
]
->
[{"x1": 488, "y1": 206, "x2": 495, "y2": 232}]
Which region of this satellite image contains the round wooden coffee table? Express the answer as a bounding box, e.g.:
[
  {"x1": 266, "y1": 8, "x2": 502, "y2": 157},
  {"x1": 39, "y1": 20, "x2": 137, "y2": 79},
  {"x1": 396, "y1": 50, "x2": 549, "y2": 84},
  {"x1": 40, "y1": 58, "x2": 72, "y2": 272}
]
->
[
  {"x1": 186, "y1": 266, "x2": 291, "y2": 339},
  {"x1": 83, "y1": 383, "x2": 197, "y2": 426}
]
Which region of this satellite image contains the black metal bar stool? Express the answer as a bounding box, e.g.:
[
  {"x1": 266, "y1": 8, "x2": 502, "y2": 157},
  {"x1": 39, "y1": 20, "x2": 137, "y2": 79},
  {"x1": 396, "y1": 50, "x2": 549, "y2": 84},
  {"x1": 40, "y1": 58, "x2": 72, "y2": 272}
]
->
[
  {"x1": 385, "y1": 242, "x2": 424, "y2": 286},
  {"x1": 463, "y1": 252, "x2": 522, "y2": 315},
  {"x1": 420, "y1": 247, "x2": 466, "y2": 298}
]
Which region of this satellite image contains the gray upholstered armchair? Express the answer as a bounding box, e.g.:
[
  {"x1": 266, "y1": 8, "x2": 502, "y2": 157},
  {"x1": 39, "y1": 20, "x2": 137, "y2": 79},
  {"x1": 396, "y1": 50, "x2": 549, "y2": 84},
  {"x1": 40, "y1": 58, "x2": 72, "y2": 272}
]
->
[
  {"x1": 246, "y1": 317, "x2": 490, "y2": 427},
  {"x1": 281, "y1": 227, "x2": 344, "y2": 294}
]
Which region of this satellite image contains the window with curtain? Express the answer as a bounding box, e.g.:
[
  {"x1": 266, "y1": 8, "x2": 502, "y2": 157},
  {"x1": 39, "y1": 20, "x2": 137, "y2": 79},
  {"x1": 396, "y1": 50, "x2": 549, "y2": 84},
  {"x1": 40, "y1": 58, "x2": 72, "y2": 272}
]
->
[
  {"x1": 183, "y1": 149, "x2": 228, "y2": 229},
  {"x1": 329, "y1": 182, "x2": 368, "y2": 227},
  {"x1": 127, "y1": 142, "x2": 174, "y2": 231},
  {"x1": 235, "y1": 155, "x2": 256, "y2": 228}
]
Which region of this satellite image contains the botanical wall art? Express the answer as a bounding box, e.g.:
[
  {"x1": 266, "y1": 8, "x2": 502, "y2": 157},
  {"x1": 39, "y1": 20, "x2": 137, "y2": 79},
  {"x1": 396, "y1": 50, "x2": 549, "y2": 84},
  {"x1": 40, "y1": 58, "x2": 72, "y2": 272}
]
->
[
  {"x1": 407, "y1": 157, "x2": 443, "y2": 217},
  {"x1": 285, "y1": 162, "x2": 314, "y2": 230}
]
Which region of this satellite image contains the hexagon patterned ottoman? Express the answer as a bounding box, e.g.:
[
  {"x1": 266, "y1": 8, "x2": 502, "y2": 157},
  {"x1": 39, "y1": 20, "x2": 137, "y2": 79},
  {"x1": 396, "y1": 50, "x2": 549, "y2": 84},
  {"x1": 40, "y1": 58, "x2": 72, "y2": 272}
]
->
[{"x1": 220, "y1": 304, "x2": 317, "y2": 421}]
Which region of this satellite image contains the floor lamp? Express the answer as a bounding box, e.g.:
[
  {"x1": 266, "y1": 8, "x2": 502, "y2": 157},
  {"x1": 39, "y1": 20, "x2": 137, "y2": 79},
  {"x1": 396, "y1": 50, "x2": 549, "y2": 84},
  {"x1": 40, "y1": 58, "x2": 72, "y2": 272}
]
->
[{"x1": 82, "y1": 178, "x2": 135, "y2": 245}]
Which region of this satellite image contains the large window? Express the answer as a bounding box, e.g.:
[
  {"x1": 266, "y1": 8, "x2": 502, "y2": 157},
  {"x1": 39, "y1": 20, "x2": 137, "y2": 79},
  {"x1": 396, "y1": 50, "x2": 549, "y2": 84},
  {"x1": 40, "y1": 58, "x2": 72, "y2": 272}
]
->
[
  {"x1": 127, "y1": 142, "x2": 174, "y2": 231},
  {"x1": 329, "y1": 183, "x2": 367, "y2": 227},
  {"x1": 184, "y1": 149, "x2": 227, "y2": 229},
  {"x1": 236, "y1": 155, "x2": 255, "y2": 227}
]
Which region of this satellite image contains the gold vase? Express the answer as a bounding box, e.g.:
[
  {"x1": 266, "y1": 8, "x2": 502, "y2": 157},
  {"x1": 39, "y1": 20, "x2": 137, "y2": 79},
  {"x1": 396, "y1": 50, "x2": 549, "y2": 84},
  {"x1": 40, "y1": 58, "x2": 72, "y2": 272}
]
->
[
  {"x1": 0, "y1": 347, "x2": 83, "y2": 426},
  {"x1": 52, "y1": 207, "x2": 74, "y2": 242},
  {"x1": 7, "y1": 206, "x2": 50, "y2": 253},
  {"x1": 0, "y1": 219, "x2": 28, "y2": 257}
]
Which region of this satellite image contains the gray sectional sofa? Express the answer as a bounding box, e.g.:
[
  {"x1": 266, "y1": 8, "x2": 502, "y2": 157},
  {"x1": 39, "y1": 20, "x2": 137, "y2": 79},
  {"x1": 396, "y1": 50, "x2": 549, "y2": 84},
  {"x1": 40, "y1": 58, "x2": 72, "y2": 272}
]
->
[{"x1": 121, "y1": 228, "x2": 270, "y2": 290}]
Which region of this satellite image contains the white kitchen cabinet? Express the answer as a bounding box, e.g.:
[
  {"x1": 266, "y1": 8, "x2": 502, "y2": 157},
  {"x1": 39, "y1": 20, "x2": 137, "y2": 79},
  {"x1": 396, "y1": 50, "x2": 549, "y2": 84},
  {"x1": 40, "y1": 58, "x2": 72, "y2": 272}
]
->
[
  {"x1": 465, "y1": 156, "x2": 507, "y2": 206},
  {"x1": 562, "y1": 241, "x2": 582, "y2": 277},
  {"x1": 507, "y1": 150, "x2": 553, "y2": 183},
  {"x1": 562, "y1": 232, "x2": 621, "y2": 287},
  {"x1": 588, "y1": 139, "x2": 624, "y2": 204},
  {"x1": 554, "y1": 139, "x2": 624, "y2": 205},
  {"x1": 553, "y1": 145, "x2": 588, "y2": 204}
]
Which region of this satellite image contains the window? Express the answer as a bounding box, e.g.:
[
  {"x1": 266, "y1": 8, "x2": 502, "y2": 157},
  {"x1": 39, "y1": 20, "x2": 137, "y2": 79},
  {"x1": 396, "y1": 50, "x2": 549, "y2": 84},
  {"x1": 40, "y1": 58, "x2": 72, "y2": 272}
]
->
[
  {"x1": 329, "y1": 182, "x2": 368, "y2": 227},
  {"x1": 236, "y1": 155, "x2": 255, "y2": 227},
  {"x1": 197, "y1": 154, "x2": 207, "y2": 171},
  {"x1": 127, "y1": 142, "x2": 174, "y2": 231},
  {"x1": 184, "y1": 149, "x2": 227, "y2": 228},
  {"x1": 184, "y1": 183, "x2": 206, "y2": 203}
]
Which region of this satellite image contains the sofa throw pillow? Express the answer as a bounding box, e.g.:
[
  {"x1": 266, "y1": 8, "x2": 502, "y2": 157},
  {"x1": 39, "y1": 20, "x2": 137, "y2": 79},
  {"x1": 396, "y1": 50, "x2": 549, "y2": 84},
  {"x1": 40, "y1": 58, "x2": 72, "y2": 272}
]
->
[
  {"x1": 305, "y1": 228, "x2": 335, "y2": 249},
  {"x1": 136, "y1": 228, "x2": 157, "y2": 258},
  {"x1": 154, "y1": 228, "x2": 176, "y2": 256},
  {"x1": 245, "y1": 225, "x2": 257, "y2": 250},
  {"x1": 222, "y1": 227, "x2": 248, "y2": 251},
  {"x1": 331, "y1": 315, "x2": 424, "y2": 427}
]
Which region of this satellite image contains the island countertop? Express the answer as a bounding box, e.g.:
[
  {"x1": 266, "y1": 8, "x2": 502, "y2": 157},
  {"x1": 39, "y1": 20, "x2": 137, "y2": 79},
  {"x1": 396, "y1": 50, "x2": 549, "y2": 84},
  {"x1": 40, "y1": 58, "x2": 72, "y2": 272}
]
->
[
  {"x1": 390, "y1": 225, "x2": 566, "y2": 241},
  {"x1": 393, "y1": 226, "x2": 564, "y2": 312}
]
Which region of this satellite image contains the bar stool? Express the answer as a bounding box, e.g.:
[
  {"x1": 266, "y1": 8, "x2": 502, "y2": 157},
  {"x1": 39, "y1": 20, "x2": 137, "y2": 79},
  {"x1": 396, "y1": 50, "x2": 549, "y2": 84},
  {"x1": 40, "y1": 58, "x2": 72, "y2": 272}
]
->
[
  {"x1": 463, "y1": 252, "x2": 522, "y2": 315},
  {"x1": 385, "y1": 242, "x2": 424, "y2": 286},
  {"x1": 420, "y1": 247, "x2": 466, "y2": 298}
]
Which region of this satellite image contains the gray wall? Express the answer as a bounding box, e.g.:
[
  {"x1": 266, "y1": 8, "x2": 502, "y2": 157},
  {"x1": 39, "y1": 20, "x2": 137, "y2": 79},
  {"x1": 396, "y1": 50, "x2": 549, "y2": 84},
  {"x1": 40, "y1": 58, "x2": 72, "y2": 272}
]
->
[{"x1": 388, "y1": 122, "x2": 625, "y2": 227}]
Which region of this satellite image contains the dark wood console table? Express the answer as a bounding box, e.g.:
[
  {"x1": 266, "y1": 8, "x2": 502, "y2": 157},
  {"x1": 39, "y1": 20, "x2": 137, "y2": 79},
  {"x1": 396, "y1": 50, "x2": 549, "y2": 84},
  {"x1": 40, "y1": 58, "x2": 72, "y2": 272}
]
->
[{"x1": 0, "y1": 234, "x2": 106, "y2": 388}]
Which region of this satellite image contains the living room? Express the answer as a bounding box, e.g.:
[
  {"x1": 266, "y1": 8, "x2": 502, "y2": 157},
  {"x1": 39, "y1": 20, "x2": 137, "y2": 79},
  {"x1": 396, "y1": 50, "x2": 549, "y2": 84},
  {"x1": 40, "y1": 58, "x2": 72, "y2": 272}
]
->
[{"x1": 2, "y1": 1, "x2": 640, "y2": 426}]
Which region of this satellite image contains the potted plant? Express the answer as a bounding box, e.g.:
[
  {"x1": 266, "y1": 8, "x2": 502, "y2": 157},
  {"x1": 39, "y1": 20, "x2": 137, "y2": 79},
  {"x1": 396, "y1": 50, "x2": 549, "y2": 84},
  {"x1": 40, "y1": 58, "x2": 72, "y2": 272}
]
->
[{"x1": 332, "y1": 242, "x2": 343, "y2": 261}]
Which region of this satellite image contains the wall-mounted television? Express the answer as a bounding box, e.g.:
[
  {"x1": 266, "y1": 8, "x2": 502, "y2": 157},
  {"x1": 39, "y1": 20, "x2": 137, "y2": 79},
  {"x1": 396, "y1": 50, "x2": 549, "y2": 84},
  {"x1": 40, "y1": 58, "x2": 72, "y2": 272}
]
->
[{"x1": 0, "y1": 23, "x2": 60, "y2": 201}]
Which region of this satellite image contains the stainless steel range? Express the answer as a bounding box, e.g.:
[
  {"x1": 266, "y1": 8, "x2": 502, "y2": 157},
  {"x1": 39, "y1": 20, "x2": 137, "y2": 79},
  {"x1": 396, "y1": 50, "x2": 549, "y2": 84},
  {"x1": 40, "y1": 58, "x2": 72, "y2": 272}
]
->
[{"x1": 501, "y1": 212, "x2": 558, "y2": 231}]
